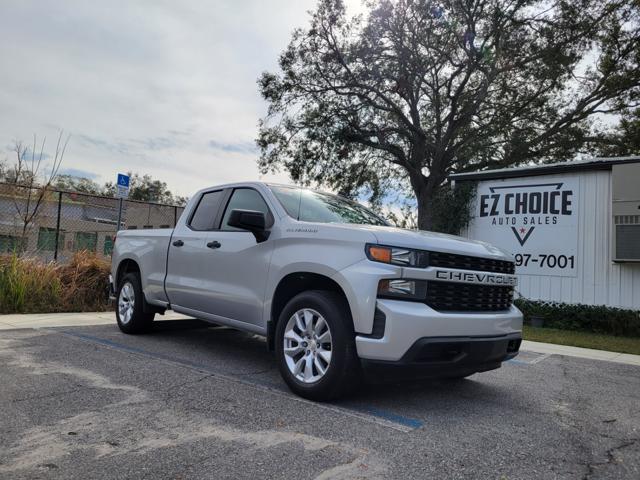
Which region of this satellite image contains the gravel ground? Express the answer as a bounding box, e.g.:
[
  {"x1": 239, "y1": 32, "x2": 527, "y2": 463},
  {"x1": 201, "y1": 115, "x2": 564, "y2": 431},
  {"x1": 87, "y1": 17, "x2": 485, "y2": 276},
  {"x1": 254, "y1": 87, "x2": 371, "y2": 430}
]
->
[{"x1": 0, "y1": 318, "x2": 638, "y2": 479}]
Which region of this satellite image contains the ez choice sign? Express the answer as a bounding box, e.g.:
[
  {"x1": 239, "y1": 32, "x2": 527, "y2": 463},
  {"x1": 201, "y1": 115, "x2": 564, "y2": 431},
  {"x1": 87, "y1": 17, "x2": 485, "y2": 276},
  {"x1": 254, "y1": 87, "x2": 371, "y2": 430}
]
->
[{"x1": 471, "y1": 177, "x2": 579, "y2": 277}]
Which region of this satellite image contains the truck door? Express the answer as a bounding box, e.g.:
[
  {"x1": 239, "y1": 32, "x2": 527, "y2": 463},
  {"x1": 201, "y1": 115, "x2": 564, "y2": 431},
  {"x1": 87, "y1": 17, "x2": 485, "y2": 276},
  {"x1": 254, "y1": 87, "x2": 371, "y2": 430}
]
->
[
  {"x1": 197, "y1": 187, "x2": 275, "y2": 327},
  {"x1": 165, "y1": 188, "x2": 227, "y2": 312}
]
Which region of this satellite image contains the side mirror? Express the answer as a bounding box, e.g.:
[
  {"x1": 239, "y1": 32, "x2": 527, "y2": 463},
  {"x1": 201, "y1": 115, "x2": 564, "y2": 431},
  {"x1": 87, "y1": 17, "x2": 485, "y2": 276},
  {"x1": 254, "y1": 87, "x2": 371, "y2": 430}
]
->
[{"x1": 227, "y1": 209, "x2": 270, "y2": 242}]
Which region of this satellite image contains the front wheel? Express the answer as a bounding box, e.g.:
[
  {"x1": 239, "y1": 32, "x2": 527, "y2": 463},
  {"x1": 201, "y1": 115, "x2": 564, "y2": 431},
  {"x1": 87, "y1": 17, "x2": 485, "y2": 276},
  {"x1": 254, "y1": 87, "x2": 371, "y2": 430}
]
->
[
  {"x1": 116, "y1": 272, "x2": 155, "y2": 334},
  {"x1": 275, "y1": 290, "x2": 360, "y2": 401}
]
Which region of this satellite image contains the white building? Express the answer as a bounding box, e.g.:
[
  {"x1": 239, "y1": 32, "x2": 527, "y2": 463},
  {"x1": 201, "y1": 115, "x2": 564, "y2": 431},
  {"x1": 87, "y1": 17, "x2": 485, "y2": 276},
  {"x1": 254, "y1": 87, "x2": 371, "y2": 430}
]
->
[{"x1": 451, "y1": 157, "x2": 640, "y2": 310}]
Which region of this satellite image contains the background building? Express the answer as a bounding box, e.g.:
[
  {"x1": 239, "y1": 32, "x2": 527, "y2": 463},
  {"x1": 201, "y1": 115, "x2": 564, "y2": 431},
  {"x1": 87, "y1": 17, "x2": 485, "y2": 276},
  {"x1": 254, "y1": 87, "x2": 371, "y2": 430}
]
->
[
  {"x1": 451, "y1": 157, "x2": 640, "y2": 310},
  {"x1": 0, "y1": 183, "x2": 184, "y2": 262}
]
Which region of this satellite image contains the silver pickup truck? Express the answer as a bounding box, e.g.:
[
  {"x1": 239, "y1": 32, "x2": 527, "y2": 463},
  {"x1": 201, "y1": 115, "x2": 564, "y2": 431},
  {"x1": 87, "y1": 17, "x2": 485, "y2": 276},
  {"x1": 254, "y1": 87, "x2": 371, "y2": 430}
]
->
[{"x1": 111, "y1": 182, "x2": 522, "y2": 400}]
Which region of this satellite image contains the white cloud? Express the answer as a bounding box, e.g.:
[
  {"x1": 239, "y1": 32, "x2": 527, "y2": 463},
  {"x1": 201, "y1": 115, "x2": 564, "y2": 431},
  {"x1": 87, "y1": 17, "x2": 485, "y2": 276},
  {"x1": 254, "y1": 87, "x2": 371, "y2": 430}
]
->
[{"x1": 0, "y1": 0, "x2": 367, "y2": 197}]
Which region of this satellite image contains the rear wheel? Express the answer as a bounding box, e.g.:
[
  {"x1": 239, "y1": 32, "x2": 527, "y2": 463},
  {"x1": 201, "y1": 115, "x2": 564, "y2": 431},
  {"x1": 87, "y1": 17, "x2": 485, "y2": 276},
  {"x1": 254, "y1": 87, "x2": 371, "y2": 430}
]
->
[
  {"x1": 275, "y1": 290, "x2": 360, "y2": 401},
  {"x1": 116, "y1": 272, "x2": 155, "y2": 334}
]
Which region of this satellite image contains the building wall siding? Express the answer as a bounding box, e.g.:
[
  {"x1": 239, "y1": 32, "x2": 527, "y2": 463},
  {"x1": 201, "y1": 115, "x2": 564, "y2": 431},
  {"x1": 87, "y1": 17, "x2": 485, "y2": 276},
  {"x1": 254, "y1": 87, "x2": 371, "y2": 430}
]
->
[{"x1": 465, "y1": 170, "x2": 640, "y2": 309}]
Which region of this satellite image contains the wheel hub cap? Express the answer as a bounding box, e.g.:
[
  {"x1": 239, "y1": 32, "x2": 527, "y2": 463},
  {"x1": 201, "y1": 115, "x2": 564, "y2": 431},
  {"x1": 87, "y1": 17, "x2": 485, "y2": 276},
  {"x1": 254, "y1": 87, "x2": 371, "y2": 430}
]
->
[
  {"x1": 283, "y1": 308, "x2": 333, "y2": 384},
  {"x1": 118, "y1": 282, "x2": 135, "y2": 325}
]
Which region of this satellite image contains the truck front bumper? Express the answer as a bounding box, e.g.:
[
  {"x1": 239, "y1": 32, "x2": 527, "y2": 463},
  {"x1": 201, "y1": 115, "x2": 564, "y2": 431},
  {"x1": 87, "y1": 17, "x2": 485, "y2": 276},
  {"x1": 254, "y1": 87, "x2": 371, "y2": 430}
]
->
[
  {"x1": 355, "y1": 300, "x2": 523, "y2": 372},
  {"x1": 360, "y1": 333, "x2": 521, "y2": 382}
]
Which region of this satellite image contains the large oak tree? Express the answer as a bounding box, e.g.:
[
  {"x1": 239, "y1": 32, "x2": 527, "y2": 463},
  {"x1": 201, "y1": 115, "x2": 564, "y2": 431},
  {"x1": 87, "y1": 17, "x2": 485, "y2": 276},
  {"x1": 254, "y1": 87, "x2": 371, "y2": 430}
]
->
[{"x1": 258, "y1": 0, "x2": 640, "y2": 229}]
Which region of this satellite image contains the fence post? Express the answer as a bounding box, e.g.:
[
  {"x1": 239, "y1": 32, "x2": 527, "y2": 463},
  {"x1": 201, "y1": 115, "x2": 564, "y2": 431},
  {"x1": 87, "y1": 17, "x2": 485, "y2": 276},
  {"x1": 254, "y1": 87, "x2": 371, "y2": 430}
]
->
[
  {"x1": 174, "y1": 205, "x2": 178, "y2": 226},
  {"x1": 53, "y1": 191, "x2": 62, "y2": 261},
  {"x1": 116, "y1": 198, "x2": 124, "y2": 231}
]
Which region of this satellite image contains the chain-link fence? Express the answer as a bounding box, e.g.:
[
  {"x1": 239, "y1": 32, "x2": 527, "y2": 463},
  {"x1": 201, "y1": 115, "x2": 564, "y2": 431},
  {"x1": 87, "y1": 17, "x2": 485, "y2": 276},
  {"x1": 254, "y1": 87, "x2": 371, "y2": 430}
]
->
[{"x1": 0, "y1": 182, "x2": 185, "y2": 262}]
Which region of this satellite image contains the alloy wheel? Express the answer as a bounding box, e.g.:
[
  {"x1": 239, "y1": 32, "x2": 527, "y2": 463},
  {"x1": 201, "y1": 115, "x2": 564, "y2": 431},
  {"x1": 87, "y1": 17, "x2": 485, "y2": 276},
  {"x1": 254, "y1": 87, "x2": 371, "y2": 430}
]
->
[
  {"x1": 118, "y1": 282, "x2": 135, "y2": 325},
  {"x1": 283, "y1": 308, "x2": 333, "y2": 383}
]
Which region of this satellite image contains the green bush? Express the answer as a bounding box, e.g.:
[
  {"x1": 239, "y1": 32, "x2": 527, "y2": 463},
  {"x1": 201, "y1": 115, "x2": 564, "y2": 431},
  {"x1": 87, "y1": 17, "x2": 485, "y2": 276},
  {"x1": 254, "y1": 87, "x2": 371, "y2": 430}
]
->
[
  {"x1": 0, "y1": 252, "x2": 111, "y2": 314},
  {"x1": 430, "y1": 181, "x2": 476, "y2": 235},
  {"x1": 0, "y1": 254, "x2": 61, "y2": 313},
  {"x1": 515, "y1": 298, "x2": 640, "y2": 338}
]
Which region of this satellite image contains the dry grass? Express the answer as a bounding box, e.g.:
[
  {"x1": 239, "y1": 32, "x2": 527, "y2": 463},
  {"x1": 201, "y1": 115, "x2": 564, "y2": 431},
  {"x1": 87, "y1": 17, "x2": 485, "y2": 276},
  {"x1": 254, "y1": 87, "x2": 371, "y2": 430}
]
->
[{"x1": 0, "y1": 251, "x2": 111, "y2": 314}]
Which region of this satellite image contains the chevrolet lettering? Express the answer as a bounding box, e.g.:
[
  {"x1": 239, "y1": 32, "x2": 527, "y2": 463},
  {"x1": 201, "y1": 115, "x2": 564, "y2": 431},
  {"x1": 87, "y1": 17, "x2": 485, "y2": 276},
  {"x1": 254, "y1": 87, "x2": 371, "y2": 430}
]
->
[{"x1": 435, "y1": 270, "x2": 518, "y2": 286}]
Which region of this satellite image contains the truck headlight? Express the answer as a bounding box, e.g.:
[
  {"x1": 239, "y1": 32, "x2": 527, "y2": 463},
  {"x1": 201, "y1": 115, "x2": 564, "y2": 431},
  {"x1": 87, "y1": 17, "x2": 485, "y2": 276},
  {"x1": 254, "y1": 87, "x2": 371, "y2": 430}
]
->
[
  {"x1": 366, "y1": 244, "x2": 428, "y2": 267},
  {"x1": 378, "y1": 279, "x2": 427, "y2": 300}
]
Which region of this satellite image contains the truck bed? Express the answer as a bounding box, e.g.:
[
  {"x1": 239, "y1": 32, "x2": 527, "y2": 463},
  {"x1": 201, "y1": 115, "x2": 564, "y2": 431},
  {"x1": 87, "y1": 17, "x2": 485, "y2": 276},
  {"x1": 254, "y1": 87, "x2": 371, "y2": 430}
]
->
[{"x1": 113, "y1": 228, "x2": 174, "y2": 306}]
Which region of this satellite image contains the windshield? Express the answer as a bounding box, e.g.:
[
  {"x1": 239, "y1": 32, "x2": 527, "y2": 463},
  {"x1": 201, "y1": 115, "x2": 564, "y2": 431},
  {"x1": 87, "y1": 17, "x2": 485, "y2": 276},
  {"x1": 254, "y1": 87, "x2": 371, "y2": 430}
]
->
[{"x1": 269, "y1": 186, "x2": 388, "y2": 226}]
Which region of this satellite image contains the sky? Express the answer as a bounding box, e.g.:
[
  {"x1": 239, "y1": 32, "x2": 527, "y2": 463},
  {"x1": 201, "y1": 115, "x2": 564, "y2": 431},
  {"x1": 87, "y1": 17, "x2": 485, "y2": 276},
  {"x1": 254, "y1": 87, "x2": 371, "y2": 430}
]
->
[{"x1": 0, "y1": 0, "x2": 366, "y2": 197}]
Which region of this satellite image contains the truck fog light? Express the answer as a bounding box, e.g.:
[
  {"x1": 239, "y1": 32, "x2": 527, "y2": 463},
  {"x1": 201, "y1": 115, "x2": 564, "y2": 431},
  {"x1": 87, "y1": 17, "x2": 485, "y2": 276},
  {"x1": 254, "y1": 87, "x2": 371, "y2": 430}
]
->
[{"x1": 377, "y1": 279, "x2": 427, "y2": 300}]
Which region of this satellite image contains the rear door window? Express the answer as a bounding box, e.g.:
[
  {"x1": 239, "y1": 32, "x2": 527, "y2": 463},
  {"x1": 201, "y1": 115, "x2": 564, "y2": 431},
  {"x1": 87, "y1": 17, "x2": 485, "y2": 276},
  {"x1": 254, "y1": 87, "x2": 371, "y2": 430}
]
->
[{"x1": 189, "y1": 190, "x2": 224, "y2": 230}]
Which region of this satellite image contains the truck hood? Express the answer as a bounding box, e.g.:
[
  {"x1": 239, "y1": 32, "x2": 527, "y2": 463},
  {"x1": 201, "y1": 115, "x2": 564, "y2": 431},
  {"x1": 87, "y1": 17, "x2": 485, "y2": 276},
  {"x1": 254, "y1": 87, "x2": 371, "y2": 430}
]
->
[{"x1": 350, "y1": 225, "x2": 513, "y2": 261}]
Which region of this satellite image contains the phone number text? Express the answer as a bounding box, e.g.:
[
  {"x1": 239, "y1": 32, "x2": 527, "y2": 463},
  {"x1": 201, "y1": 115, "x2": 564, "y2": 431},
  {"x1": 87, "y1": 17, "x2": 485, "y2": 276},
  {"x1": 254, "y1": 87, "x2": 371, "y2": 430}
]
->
[{"x1": 514, "y1": 254, "x2": 575, "y2": 269}]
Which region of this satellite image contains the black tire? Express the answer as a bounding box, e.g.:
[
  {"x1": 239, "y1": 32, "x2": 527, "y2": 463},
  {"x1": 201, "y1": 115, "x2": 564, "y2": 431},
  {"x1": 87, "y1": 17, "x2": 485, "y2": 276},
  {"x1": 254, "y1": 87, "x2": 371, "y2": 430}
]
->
[
  {"x1": 116, "y1": 272, "x2": 155, "y2": 334},
  {"x1": 275, "y1": 290, "x2": 360, "y2": 401}
]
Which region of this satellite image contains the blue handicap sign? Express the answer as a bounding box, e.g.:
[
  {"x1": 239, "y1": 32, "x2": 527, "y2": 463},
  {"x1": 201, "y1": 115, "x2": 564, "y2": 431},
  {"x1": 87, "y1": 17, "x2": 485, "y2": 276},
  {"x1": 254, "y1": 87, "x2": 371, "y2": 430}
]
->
[{"x1": 117, "y1": 173, "x2": 130, "y2": 188}]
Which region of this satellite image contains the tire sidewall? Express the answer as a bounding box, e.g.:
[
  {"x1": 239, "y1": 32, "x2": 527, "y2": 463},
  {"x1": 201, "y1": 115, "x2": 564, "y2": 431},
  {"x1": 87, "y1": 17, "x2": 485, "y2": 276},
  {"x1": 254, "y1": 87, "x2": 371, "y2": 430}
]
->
[
  {"x1": 275, "y1": 290, "x2": 358, "y2": 400},
  {"x1": 116, "y1": 272, "x2": 151, "y2": 334}
]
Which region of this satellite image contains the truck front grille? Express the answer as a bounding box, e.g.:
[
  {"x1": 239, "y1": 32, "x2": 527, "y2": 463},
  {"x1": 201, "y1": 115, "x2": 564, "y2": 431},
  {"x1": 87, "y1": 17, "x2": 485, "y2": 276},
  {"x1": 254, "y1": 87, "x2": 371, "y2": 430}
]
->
[
  {"x1": 425, "y1": 281, "x2": 513, "y2": 312},
  {"x1": 429, "y1": 251, "x2": 515, "y2": 274}
]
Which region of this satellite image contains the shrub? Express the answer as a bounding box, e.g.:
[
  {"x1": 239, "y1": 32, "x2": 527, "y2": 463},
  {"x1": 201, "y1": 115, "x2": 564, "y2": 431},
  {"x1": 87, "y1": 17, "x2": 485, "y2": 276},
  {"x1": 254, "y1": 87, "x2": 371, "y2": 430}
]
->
[
  {"x1": 0, "y1": 254, "x2": 61, "y2": 313},
  {"x1": 57, "y1": 251, "x2": 112, "y2": 312},
  {"x1": 515, "y1": 298, "x2": 640, "y2": 338},
  {"x1": 0, "y1": 251, "x2": 111, "y2": 314}
]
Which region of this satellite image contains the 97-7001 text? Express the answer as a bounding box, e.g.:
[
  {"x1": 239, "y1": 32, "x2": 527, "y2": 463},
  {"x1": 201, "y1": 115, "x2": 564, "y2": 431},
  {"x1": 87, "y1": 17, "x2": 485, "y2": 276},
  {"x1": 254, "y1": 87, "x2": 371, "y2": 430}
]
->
[{"x1": 514, "y1": 254, "x2": 575, "y2": 269}]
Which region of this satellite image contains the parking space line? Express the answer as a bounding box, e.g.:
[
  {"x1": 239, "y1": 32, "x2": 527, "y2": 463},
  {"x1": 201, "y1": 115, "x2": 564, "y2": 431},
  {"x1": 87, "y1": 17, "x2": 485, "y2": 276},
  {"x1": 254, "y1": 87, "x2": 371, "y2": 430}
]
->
[
  {"x1": 355, "y1": 406, "x2": 424, "y2": 429},
  {"x1": 506, "y1": 358, "x2": 530, "y2": 366},
  {"x1": 527, "y1": 353, "x2": 552, "y2": 364},
  {"x1": 507, "y1": 352, "x2": 553, "y2": 366},
  {"x1": 56, "y1": 330, "x2": 421, "y2": 433}
]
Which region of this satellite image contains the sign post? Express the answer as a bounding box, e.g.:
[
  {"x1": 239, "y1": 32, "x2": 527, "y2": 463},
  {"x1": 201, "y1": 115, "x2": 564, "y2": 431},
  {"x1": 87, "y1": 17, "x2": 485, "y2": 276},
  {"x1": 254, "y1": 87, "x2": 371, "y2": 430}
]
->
[{"x1": 116, "y1": 174, "x2": 130, "y2": 231}]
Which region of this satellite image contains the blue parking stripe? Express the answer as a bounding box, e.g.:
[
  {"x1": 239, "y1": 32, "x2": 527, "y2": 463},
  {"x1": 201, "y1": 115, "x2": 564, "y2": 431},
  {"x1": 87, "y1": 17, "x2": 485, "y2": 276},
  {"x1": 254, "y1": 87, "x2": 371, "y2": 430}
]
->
[
  {"x1": 59, "y1": 330, "x2": 424, "y2": 431},
  {"x1": 356, "y1": 406, "x2": 424, "y2": 429},
  {"x1": 506, "y1": 358, "x2": 529, "y2": 365},
  {"x1": 61, "y1": 330, "x2": 228, "y2": 373}
]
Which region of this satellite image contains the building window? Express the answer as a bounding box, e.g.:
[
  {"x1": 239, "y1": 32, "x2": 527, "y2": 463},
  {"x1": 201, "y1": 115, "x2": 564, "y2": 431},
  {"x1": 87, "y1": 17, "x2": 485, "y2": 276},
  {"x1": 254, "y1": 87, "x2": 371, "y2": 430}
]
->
[
  {"x1": 37, "y1": 227, "x2": 64, "y2": 251},
  {"x1": 75, "y1": 232, "x2": 97, "y2": 252},
  {"x1": 103, "y1": 235, "x2": 114, "y2": 256},
  {"x1": 0, "y1": 235, "x2": 20, "y2": 253}
]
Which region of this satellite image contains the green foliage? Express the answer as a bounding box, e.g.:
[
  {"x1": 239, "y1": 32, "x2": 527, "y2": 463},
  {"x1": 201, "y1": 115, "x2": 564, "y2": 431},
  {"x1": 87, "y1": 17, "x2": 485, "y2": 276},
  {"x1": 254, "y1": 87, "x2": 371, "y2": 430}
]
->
[
  {"x1": 0, "y1": 252, "x2": 110, "y2": 314},
  {"x1": 14, "y1": 169, "x2": 188, "y2": 207},
  {"x1": 1, "y1": 141, "x2": 187, "y2": 207},
  {"x1": 103, "y1": 172, "x2": 187, "y2": 205},
  {"x1": 515, "y1": 298, "x2": 640, "y2": 338},
  {"x1": 430, "y1": 182, "x2": 476, "y2": 235},
  {"x1": 0, "y1": 253, "x2": 61, "y2": 313},
  {"x1": 385, "y1": 182, "x2": 476, "y2": 234},
  {"x1": 258, "y1": 0, "x2": 640, "y2": 229},
  {"x1": 600, "y1": 107, "x2": 640, "y2": 156},
  {"x1": 385, "y1": 204, "x2": 418, "y2": 230},
  {"x1": 54, "y1": 174, "x2": 103, "y2": 195},
  {"x1": 523, "y1": 326, "x2": 640, "y2": 355}
]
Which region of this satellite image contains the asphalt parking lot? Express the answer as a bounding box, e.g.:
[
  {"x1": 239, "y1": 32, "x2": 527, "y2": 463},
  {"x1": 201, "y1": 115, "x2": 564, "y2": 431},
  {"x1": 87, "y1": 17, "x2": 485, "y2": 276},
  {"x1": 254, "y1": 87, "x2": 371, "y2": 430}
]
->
[{"x1": 1, "y1": 317, "x2": 639, "y2": 479}]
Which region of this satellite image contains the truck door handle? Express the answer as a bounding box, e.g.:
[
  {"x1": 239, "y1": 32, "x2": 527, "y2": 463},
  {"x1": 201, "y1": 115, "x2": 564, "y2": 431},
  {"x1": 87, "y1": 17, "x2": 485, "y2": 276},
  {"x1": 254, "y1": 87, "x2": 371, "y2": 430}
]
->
[
  {"x1": 172, "y1": 240, "x2": 184, "y2": 247},
  {"x1": 206, "y1": 241, "x2": 221, "y2": 249}
]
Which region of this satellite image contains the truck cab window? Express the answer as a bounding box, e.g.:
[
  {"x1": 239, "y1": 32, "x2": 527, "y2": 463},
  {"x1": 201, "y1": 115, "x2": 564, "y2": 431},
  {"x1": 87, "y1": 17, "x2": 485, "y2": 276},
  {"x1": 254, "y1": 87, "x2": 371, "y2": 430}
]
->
[
  {"x1": 221, "y1": 188, "x2": 271, "y2": 230},
  {"x1": 189, "y1": 190, "x2": 224, "y2": 230},
  {"x1": 269, "y1": 185, "x2": 388, "y2": 226}
]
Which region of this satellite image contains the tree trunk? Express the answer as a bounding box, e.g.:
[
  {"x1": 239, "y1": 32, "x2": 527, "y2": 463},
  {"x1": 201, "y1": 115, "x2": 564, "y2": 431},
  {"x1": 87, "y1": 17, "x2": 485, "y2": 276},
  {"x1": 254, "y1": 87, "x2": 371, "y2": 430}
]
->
[{"x1": 416, "y1": 185, "x2": 435, "y2": 231}]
